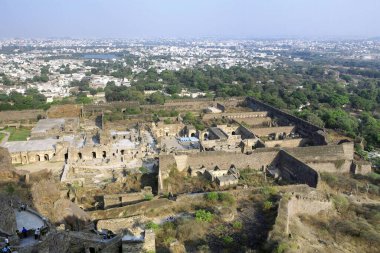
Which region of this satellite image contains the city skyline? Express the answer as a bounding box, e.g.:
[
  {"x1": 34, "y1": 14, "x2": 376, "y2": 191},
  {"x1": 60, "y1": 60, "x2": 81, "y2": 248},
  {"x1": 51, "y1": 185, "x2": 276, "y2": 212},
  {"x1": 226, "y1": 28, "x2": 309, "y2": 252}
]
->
[{"x1": 1, "y1": 0, "x2": 380, "y2": 39}]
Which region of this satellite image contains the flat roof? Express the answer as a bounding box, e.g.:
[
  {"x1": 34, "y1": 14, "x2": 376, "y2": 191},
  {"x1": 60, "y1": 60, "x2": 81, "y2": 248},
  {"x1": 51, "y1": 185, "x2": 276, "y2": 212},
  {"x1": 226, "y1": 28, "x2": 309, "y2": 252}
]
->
[
  {"x1": 31, "y1": 119, "x2": 65, "y2": 134},
  {"x1": 2, "y1": 138, "x2": 58, "y2": 153}
]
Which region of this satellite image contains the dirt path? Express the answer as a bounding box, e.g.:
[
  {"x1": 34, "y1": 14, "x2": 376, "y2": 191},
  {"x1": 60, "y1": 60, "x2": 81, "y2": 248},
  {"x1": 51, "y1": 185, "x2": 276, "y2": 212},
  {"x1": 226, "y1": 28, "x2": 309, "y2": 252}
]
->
[{"x1": 0, "y1": 130, "x2": 10, "y2": 145}]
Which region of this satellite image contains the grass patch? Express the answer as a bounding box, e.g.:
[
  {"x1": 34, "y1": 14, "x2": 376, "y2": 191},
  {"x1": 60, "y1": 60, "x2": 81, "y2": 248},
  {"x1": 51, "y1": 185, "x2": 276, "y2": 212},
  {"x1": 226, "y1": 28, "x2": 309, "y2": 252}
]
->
[{"x1": 4, "y1": 127, "x2": 31, "y2": 141}]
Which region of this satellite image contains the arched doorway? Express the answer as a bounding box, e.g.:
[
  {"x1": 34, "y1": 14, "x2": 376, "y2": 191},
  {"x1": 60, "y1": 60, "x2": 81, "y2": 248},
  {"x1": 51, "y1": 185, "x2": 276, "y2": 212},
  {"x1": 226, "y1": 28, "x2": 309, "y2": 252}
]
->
[
  {"x1": 92, "y1": 152, "x2": 96, "y2": 159},
  {"x1": 36, "y1": 155, "x2": 40, "y2": 162},
  {"x1": 44, "y1": 154, "x2": 49, "y2": 161},
  {"x1": 191, "y1": 133, "x2": 196, "y2": 137}
]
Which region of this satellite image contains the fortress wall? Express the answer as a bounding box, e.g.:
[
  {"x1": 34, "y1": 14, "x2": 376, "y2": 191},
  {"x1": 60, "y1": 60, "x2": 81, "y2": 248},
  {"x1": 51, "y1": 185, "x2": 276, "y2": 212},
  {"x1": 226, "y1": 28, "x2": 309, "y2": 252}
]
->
[
  {"x1": 278, "y1": 151, "x2": 319, "y2": 188},
  {"x1": 203, "y1": 111, "x2": 268, "y2": 120},
  {"x1": 251, "y1": 126, "x2": 296, "y2": 137},
  {"x1": 0, "y1": 109, "x2": 44, "y2": 122},
  {"x1": 47, "y1": 104, "x2": 81, "y2": 118},
  {"x1": 306, "y1": 160, "x2": 352, "y2": 174},
  {"x1": 269, "y1": 192, "x2": 333, "y2": 241},
  {"x1": 234, "y1": 117, "x2": 272, "y2": 127},
  {"x1": 283, "y1": 144, "x2": 350, "y2": 162},
  {"x1": 246, "y1": 97, "x2": 323, "y2": 133},
  {"x1": 185, "y1": 150, "x2": 278, "y2": 171},
  {"x1": 265, "y1": 138, "x2": 307, "y2": 148}
]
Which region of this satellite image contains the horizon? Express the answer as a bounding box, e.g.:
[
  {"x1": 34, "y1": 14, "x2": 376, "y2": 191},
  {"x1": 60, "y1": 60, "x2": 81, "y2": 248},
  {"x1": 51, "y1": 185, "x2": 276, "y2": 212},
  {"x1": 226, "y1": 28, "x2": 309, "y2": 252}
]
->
[{"x1": 1, "y1": 0, "x2": 379, "y2": 39}]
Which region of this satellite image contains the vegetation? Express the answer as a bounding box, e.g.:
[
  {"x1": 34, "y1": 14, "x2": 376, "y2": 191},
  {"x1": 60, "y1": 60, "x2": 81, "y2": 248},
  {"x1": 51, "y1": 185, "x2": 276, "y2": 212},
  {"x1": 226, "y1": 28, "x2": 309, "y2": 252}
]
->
[
  {"x1": 4, "y1": 127, "x2": 31, "y2": 141},
  {"x1": 195, "y1": 209, "x2": 213, "y2": 222}
]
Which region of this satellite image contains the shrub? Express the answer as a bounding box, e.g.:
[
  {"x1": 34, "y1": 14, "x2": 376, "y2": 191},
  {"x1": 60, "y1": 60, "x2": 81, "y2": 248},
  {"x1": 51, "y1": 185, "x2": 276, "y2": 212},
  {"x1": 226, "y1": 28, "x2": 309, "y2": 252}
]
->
[
  {"x1": 222, "y1": 235, "x2": 234, "y2": 245},
  {"x1": 218, "y1": 192, "x2": 236, "y2": 205},
  {"x1": 263, "y1": 200, "x2": 274, "y2": 211},
  {"x1": 146, "y1": 221, "x2": 160, "y2": 231},
  {"x1": 276, "y1": 242, "x2": 289, "y2": 253},
  {"x1": 139, "y1": 167, "x2": 149, "y2": 174},
  {"x1": 205, "y1": 192, "x2": 219, "y2": 201},
  {"x1": 262, "y1": 186, "x2": 278, "y2": 197},
  {"x1": 232, "y1": 221, "x2": 243, "y2": 230},
  {"x1": 163, "y1": 236, "x2": 176, "y2": 246},
  {"x1": 332, "y1": 195, "x2": 349, "y2": 213},
  {"x1": 195, "y1": 209, "x2": 213, "y2": 222},
  {"x1": 321, "y1": 172, "x2": 338, "y2": 186},
  {"x1": 144, "y1": 193, "x2": 154, "y2": 201}
]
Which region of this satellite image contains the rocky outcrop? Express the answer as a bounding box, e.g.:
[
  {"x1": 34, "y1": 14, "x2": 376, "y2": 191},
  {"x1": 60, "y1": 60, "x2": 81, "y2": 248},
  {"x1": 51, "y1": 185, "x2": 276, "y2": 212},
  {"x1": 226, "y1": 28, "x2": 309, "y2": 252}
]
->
[
  {"x1": 0, "y1": 195, "x2": 17, "y2": 235},
  {"x1": 53, "y1": 199, "x2": 92, "y2": 230},
  {"x1": 0, "y1": 147, "x2": 19, "y2": 182}
]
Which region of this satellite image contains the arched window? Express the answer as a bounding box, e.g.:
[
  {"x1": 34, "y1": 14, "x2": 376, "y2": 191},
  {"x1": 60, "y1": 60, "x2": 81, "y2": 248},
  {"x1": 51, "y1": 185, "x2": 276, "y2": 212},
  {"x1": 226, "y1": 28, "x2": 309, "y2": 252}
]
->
[
  {"x1": 44, "y1": 154, "x2": 49, "y2": 161},
  {"x1": 78, "y1": 153, "x2": 82, "y2": 159},
  {"x1": 36, "y1": 155, "x2": 41, "y2": 162},
  {"x1": 102, "y1": 151, "x2": 106, "y2": 158}
]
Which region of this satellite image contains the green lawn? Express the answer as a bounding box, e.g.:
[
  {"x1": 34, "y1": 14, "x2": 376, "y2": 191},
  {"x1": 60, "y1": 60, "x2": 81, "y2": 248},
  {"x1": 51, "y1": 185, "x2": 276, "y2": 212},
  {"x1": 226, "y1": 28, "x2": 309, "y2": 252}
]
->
[
  {"x1": 4, "y1": 127, "x2": 31, "y2": 141},
  {"x1": 0, "y1": 132, "x2": 5, "y2": 142}
]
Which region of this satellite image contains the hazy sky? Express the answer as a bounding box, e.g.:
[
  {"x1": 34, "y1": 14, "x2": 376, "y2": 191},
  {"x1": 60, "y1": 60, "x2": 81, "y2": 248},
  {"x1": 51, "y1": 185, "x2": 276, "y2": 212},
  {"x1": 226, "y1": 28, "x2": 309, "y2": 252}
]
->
[{"x1": 0, "y1": 0, "x2": 379, "y2": 39}]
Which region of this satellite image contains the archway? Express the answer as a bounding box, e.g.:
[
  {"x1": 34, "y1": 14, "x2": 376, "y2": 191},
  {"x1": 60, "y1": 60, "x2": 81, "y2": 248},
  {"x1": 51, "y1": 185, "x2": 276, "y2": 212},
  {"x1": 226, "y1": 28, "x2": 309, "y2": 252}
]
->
[
  {"x1": 232, "y1": 131, "x2": 236, "y2": 135},
  {"x1": 92, "y1": 152, "x2": 96, "y2": 159},
  {"x1": 78, "y1": 153, "x2": 82, "y2": 160},
  {"x1": 102, "y1": 151, "x2": 106, "y2": 158},
  {"x1": 44, "y1": 154, "x2": 49, "y2": 161},
  {"x1": 121, "y1": 150, "x2": 125, "y2": 155},
  {"x1": 191, "y1": 133, "x2": 196, "y2": 137},
  {"x1": 36, "y1": 155, "x2": 40, "y2": 162},
  {"x1": 204, "y1": 133, "x2": 208, "y2": 139}
]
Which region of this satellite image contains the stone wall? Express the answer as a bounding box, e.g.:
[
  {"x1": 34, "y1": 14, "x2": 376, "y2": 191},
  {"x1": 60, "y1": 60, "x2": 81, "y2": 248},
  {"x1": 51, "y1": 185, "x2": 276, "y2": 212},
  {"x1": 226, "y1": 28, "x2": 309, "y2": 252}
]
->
[
  {"x1": 268, "y1": 189, "x2": 333, "y2": 242},
  {"x1": 159, "y1": 149, "x2": 279, "y2": 192},
  {"x1": 246, "y1": 97, "x2": 327, "y2": 145},
  {"x1": 251, "y1": 126, "x2": 295, "y2": 137},
  {"x1": 47, "y1": 104, "x2": 81, "y2": 118},
  {"x1": 264, "y1": 138, "x2": 308, "y2": 148},
  {"x1": 277, "y1": 151, "x2": 319, "y2": 188},
  {"x1": 0, "y1": 109, "x2": 44, "y2": 122},
  {"x1": 203, "y1": 111, "x2": 268, "y2": 120}
]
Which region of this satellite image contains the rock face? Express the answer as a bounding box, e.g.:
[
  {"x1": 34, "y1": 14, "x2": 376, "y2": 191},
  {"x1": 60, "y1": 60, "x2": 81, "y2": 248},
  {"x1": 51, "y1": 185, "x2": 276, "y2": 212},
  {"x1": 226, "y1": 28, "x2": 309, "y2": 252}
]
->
[
  {"x1": 53, "y1": 199, "x2": 92, "y2": 230},
  {"x1": 0, "y1": 195, "x2": 17, "y2": 235},
  {"x1": 0, "y1": 147, "x2": 19, "y2": 182}
]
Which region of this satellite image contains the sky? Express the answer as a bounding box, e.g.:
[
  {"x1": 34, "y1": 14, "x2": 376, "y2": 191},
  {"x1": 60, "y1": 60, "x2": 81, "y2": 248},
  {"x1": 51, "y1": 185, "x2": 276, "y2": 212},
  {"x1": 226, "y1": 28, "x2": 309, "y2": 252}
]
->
[{"x1": 0, "y1": 0, "x2": 379, "y2": 39}]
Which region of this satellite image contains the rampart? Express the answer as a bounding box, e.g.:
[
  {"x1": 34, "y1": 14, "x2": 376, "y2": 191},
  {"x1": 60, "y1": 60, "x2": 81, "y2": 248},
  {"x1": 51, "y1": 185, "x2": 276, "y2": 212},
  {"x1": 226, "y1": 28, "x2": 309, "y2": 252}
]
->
[
  {"x1": 268, "y1": 189, "x2": 333, "y2": 243},
  {"x1": 0, "y1": 109, "x2": 45, "y2": 122},
  {"x1": 245, "y1": 97, "x2": 327, "y2": 145},
  {"x1": 277, "y1": 151, "x2": 319, "y2": 188},
  {"x1": 203, "y1": 111, "x2": 268, "y2": 120}
]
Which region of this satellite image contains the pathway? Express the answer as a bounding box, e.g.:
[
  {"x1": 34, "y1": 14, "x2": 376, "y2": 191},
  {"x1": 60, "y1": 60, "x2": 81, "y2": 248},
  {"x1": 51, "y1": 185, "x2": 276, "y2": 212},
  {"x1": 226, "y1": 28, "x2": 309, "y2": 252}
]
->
[
  {"x1": 0, "y1": 131, "x2": 10, "y2": 146},
  {"x1": 14, "y1": 210, "x2": 44, "y2": 231}
]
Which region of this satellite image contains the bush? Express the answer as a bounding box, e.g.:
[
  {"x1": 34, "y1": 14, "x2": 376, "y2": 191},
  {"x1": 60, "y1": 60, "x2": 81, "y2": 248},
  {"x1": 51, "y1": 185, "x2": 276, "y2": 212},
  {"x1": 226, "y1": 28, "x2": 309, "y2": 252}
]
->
[
  {"x1": 205, "y1": 192, "x2": 219, "y2": 201},
  {"x1": 146, "y1": 221, "x2": 160, "y2": 231},
  {"x1": 222, "y1": 235, "x2": 234, "y2": 245},
  {"x1": 332, "y1": 195, "x2": 349, "y2": 213},
  {"x1": 218, "y1": 192, "x2": 236, "y2": 205},
  {"x1": 232, "y1": 221, "x2": 243, "y2": 230},
  {"x1": 321, "y1": 172, "x2": 338, "y2": 186},
  {"x1": 262, "y1": 186, "x2": 278, "y2": 197},
  {"x1": 144, "y1": 193, "x2": 154, "y2": 201},
  {"x1": 139, "y1": 167, "x2": 149, "y2": 174},
  {"x1": 263, "y1": 200, "x2": 274, "y2": 211},
  {"x1": 195, "y1": 209, "x2": 213, "y2": 222},
  {"x1": 276, "y1": 242, "x2": 289, "y2": 253}
]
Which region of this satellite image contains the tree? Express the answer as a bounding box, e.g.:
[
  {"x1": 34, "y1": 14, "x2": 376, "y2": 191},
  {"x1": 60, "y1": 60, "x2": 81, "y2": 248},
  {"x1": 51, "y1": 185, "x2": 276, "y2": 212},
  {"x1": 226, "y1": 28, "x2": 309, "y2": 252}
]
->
[{"x1": 148, "y1": 92, "x2": 165, "y2": 105}]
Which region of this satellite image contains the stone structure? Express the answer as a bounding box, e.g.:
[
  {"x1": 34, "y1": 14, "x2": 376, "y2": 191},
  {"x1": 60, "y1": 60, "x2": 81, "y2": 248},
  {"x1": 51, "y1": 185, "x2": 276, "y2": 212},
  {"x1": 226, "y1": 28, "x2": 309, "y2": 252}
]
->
[
  {"x1": 158, "y1": 142, "x2": 359, "y2": 192},
  {"x1": 103, "y1": 187, "x2": 153, "y2": 209}
]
